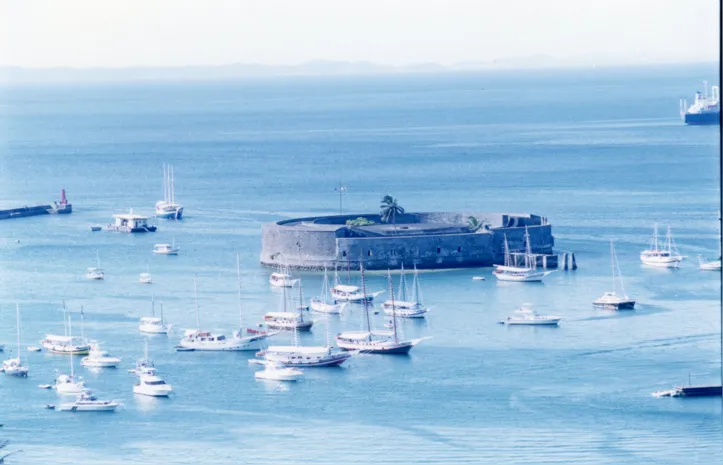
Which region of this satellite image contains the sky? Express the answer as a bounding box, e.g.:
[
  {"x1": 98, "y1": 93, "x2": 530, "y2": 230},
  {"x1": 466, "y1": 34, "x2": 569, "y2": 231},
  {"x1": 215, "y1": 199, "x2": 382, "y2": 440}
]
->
[{"x1": 0, "y1": 0, "x2": 719, "y2": 68}]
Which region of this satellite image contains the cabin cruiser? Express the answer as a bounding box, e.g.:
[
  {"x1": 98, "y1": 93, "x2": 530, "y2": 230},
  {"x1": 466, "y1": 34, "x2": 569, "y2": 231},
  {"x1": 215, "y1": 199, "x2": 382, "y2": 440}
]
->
[
  {"x1": 269, "y1": 271, "x2": 297, "y2": 288},
  {"x1": 250, "y1": 359, "x2": 304, "y2": 381},
  {"x1": 57, "y1": 391, "x2": 120, "y2": 412},
  {"x1": 80, "y1": 342, "x2": 121, "y2": 368},
  {"x1": 40, "y1": 335, "x2": 90, "y2": 355},
  {"x1": 133, "y1": 372, "x2": 173, "y2": 397},
  {"x1": 263, "y1": 312, "x2": 313, "y2": 332},
  {"x1": 139, "y1": 272, "x2": 152, "y2": 284},
  {"x1": 501, "y1": 304, "x2": 561, "y2": 326},
  {"x1": 85, "y1": 267, "x2": 104, "y2": 280},
  {"x1": 640, "y1": 224, "x2": 684, "y2": 268},
  {"x1": 178, "y1": 329, "x2": 262, "y2": 351},
  {"x1": 153, "y1": 242, "x2": 179, "y2": 255},
  {"x1": 257, "y1": 345, "x2": 350, "y2": 367},
  {"x1": 155, "y1": 164, "x2": 184, "y2": 219}
]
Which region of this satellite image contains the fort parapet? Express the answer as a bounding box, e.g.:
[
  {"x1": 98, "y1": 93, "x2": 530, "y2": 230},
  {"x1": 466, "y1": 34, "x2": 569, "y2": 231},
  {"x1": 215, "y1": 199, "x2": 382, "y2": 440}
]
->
[{"x1": 260, "y1": 212, "x2": 556, "y2": 270}]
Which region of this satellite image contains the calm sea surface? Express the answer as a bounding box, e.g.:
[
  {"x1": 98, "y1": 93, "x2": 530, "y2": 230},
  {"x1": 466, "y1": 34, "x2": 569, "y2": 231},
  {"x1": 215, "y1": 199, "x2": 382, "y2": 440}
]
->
[{"x1": 0, "y1": 64, "x2": 721, "y2": 464}]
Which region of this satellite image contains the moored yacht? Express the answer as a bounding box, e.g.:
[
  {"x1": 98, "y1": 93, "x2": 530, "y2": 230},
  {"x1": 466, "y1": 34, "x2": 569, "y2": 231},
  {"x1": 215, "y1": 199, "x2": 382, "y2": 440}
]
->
[
  {"x1": 57, "y1": 391, "x2": 120, "y2": 412},
  {"x1": 139, "y1": 297, "x2": 172, "y2": 334},
  {"x1": 269, "y1": 267, "x2": 297, "y2": 288},
  {"x1": 500, "y1": 304, "x2": 561, "y2": 326},
  {"x1": 80, "y1": 342, "x2": 121, "y2": 368},
  {"x1": 107, "y1": 210, "x2": 158, "y2": 233},
  {"x1": 155, "y1": 164, "x2": 184, "y2": 219},
  {"x1": 381, "y1": 265, "x2": 428, "y2": 318},
  {"x1": 153, "y1": 240, "x2": 179, "y2": 255},
  {"x1": 263, "y1": 312, "x2": 313, "y2": 332},
  {"x1": 493, "y1": 229, "x2": 555, "y2": 282},
  {"x1": 40, "y1": 335, "x2": 90, "y2": 355},
  {"x1": 310, "y1": 267, "x2": 348, "y2": 314},
  {"x1": 2, "y1": 304, "x2": 29, "y2": 377},
  {"x1": 251, "y1": 360, "x2": 304, "y2": 381},
  {"x1": 55, "y1": 314, "x2": 87, "y2": 394},
  {"x1": 134, "y1": 372, "x2": 173, "y2": 397},
  {"x1": 257, "y1": 345, "x2": 350, "y2": 367},
  {"x1": 640, "y1": 224, "x2": 684, "y2": 268},
  {"x1": 593, "y1": 240, "x2": 635, "y2": 310}
]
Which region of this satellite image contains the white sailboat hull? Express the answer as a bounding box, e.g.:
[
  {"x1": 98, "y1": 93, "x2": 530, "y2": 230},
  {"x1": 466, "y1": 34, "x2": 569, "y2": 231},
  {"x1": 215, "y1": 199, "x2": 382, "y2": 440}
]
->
[
  {"x1": 134, "y1": 384, "x2": 173, "y2": 397},
  {"x1": 505, "y1": 317, "x2": 561, "y2": 326},
  {"x1": 309, "y1": 299, "x2": 346, "y2": 314},
  {"x1": 80, "y1": 356, "x2": 120, "y2": 368},
  {"x1": 640, "y1": 255, "x2": 683, "y2": 268},
  {"x1": 139, "y1": 324, "x2": 172, "y2": 334},
  {"x1": 58, "y1": 402, "x2": 119, "y2": 412},
  {"x1": 178, "y1": 338, "x2": 263, "y2": 351},
  {"x1": 493, "y1": 268, "x2": 553, "y2": 282},
  {"x1": 699, "y1": 260, "x2": 722, "y2": 271}
]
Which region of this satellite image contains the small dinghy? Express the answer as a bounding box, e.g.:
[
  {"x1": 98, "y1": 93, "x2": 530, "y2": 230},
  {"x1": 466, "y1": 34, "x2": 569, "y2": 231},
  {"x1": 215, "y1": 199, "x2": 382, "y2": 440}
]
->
[
  {"x1": 38, "y1": 384, "x2": 53, "y2": 389},
  {"x1": 27, "y1": 346, "x2": 41, "y2": 352},
  {"x1": 472, "y1": 276, "x2": 486, "y2": 281},
  {"x1": 90, "y1": 226, "x2": 102, "y2": 232},
  {"x1": 174, "y1": 345, "x2": 195, "y2": 352}
]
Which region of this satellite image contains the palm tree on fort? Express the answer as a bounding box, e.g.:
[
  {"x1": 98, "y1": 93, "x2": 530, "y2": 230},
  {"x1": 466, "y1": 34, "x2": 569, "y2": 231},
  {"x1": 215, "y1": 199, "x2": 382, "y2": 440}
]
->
[{"x1": 380, "y1": 195, "x2": 405, "y2": 229}]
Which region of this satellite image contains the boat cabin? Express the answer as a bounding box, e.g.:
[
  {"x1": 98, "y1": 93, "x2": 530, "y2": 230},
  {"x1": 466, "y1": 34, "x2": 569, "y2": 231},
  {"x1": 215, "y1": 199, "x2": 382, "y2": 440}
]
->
[{"x1": 108, "y1": 211, "x2": 157, "y2": 233}]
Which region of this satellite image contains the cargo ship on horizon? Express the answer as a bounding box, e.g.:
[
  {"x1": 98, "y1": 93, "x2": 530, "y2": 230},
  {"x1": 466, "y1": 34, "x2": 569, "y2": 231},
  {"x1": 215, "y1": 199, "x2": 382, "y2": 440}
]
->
[{"x1": 680, "y1": 81, "x2": 720, "y2": 125}]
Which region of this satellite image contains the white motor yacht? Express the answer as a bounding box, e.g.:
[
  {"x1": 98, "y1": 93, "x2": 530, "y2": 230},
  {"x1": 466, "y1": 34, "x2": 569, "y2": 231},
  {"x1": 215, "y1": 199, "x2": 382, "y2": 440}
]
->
[
  {"x1": 501, "y1": 304, "x2": 561, "y2": 326},
  {"x1": 133, "y1": 372, "x2": 173, "y2": 397},
  {"x1": 593, "y1": 241, "x2": 636, "y2": 310},
  {"x1": 699, "y1": 256, "x2": 722, "y2": 271},
  {"x1": 55, "y1": 374, "x2": 86, "y2": 395},
  {"x1": 139, "y1": 272, "x2": 153, "y2": 284},
  {"x1": 2, "y1": 305, "x2": 29, "y2": 377},
  {"x1": 640, "y1": 224, "x2": 684, "y2": 267},
  {"x1": 251, "y1": 359, "x2": 304, "y2": 381},
  {"x1": 57, "y1": 391, "x2": 120, "y2": 412},
  {"x1": 153, "y1": 241, "x2": 180, "y2": 255},
  {"x1": 80, "y1": 342, "x2": 121, "y2": 368},
  {"x1": 40, "y1": 335, "x2": 90, "y2": 355}
]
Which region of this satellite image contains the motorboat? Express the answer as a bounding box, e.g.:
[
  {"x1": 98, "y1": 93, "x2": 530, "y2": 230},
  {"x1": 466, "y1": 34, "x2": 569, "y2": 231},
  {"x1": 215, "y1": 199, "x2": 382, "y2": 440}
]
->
[
  {"x1": 139, "y1": 297, "x2": 172, "y2": 334},
  {"x1": 501, "y1": 304, "x2": 561, "y2": 326},
  {"x1": 310, "y1": 267, "x2": 347, "y2": 314},
  {"x1": 381, "y1": 265, "x2": 428, "y2": 318},
  {"x1": 335, "y1": 265, "x2": 425, "y2": 354},
  {"x1": 27, "y1": 346, "x2": 41, "y2": 352},
  {"x1": 153, "y1": 241, "x2": 179, "y2": 255},
  {"x1": 250, "y1": 359, "x2": 304, "y2": 381},
  {"x1": 40, "y1": 335, "x2": 90, "y2": 355},
  {"x1": 80, "y1": 342, "x2": 121, "y2": 368},
  {"x1": 133, "y1": 372, "x2": 173, "y2": 397},
  {"x1": 155, "y1": 164, "x2": 184, "y2": 219},
  {"x1": 90, "y1": 225, "x2": 102, "y2": 232},
  {"x1": 699, "y1": 256, "x2": 722, "y2": 271},
  {"x1": 263, "y1": 312, "x2": 313, "y2": 332},
  {"x1": 2, "y1": 304, "x2": 29, "y2": 377},
  {"x1": 493, "y1": 229, "x2": 555, "y2": 282},
  {"x1": 593, "y1": 241, "x2": 636, "y2": 310},
  {"x1": 640, "y1": 224, "x2": 685, "y2": 268},
  {"x1": 257, "y1": 345, "x2": 350, "y2": 367},
  {"x1": 57, "y1": 391, "x2": 120, "y2": 412},
  {"x1": 139, "y1": 272, "x2": 153, "y2": 284},
  {"x1": 269, "y1": 271, "x2": 297, "y2": 288}
]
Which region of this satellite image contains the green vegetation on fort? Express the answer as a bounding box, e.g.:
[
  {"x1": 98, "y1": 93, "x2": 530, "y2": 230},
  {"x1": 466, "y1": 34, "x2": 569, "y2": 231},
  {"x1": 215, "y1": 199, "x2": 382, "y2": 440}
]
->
[
  {"x1": 467, "y1": 216, "x2": 489, "y2": 232},
  {"x1": 346, "y1": 217, "x2": 376, "y2": 226}
]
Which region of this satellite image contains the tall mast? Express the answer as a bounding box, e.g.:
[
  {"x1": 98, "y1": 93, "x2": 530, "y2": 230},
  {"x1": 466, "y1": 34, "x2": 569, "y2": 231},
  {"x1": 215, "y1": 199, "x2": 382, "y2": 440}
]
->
[
  {"x1": 388, "y1": 270, "x2": 398, "y2": 343},
  {"x1": 413, "y1": 264, "x2": 421, "y2": 304},
  {"x1": 610, "y1": 240, "x2": 616, "y2": 294},
  {"x1": 614, "y1": 242, "x2": 628, "y2": 298},
  {"x1": 653, "y1": 223, "x2": 659, "y2": 251},
  {"x1": 236, "y1": 253, "x2": 243, "y2": 328},
  {"x1": 298, "y1": 279, "x2": 304, "y2": 322},
  {"x1": 80, "y1": 305, "x2": 85, "y2": 342},
  {"x1": 62, "y1": 300, "x2": 68, "y2": 337},
  {"x1": 360, "y1": 259, "x2": 371, "y2": 333},
  {"x1": 503, "y1": 234, "x2": 511, "y2": 267},
  {"x1": 398, "y1": 263, "x2": 407, "y2": 302},
  {"x1": 346, "y1": 256, "x2": 352, "y2": 284},
  {"x1": 15, "y1": 304, "x2": 21, "y2": 364},
  {"x1": 162, "y1": 163, "x2": 166, "y2": 202},
  {"x1": 193, "y1": 273, "x2": 200, "y2": 329},
  {"x1": 171, "y1": 165, "x2": 175, "y2": 205},
  {"x1": 160, "y1": 301, "x2": 164, "y2": 325},
  {"x1": 68, "y1": 314, "x2": 74, "y2": 379}
]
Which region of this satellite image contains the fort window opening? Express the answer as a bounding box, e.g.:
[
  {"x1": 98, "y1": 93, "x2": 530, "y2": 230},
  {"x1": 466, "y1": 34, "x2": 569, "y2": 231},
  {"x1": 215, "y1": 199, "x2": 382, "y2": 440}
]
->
[
  {"x1": 457, "y1": 246, "x2": 461, "y2": 253},
  {"x1": 342, "y1": 251, "x2": 347, "y2": 257},
  {"x1": 437, "y1": 247, "x2": 441, "y2": 254},
  {"x1": 368, "y1": 250, "x2": 372, "y2": 257}
]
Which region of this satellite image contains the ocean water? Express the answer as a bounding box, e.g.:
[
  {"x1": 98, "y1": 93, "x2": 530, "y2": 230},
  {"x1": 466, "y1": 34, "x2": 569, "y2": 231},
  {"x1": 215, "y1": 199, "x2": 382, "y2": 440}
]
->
[{"x1": 0, "y1": 63, "x2": 721, "y2": 464}]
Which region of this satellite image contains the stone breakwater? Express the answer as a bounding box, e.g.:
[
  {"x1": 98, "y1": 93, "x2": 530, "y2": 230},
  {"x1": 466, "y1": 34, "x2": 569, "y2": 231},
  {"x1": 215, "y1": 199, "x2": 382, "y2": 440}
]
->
[{"x1": 260, "y1": 212, "x2": 555, "y2": 270}]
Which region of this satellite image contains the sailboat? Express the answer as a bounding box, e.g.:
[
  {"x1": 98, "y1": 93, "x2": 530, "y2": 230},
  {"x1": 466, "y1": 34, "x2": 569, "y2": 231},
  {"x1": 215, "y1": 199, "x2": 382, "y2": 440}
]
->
[
  {"x1": 2, "y1": 304, "x2": 29, "y2": 377},
  {"x1": 699, "y1": 212, "x2": 722, "y2": 271},
  {"x1": 335, "y1": 263, "x2": 426, "y2": 354},
  {"x1": 310, "y1": 267, "x2": 347, "y2": 314},
  {"x1": 177, "y1": 274, "x2": 260, "y2": 351},
  {"x1": 155, "y1": 163, "x2": 184, "y2": 219},
  {"x1": 640, "y1": 224, "x2": 685, "y2": 268},
  {"x1": 263, "y1": 277, "x2": 313, "y2": 331},
  {"x1": 258, "y1": 284, "x2": 350, "y2": 367},
  {"x1": 493, "y1": 228, "x2": 555, "y2": 282},
  {"x1": 330, "y1": 260, "x2": 384, "y2": 302},
  {"x1": 594, "y1": 240, "x2": 636, "y2": 310},
  {"x1": 269, "y1": 262, "x2": 297, "y2": 288},
  {"x1": 40, "y1": 302, "x2": 91, "y2": 355},
  {"x1": 382, "y1": 264, "x2": 428, "y2": 318},
  {"x1": 231, "y1": 253, "x2": 276, "y2": 350},
  {"x1": 139, "y1": 264, "x2": 153, "y2": 283},
  {"x1": 139, "y1": 295, "x2": 173, "y2": 334},
  {"x1": 85, "y1": 250, "x2": 104, "y2": 280},
  {"x1": 129, "y1": 339, "x2": 157, "y2": 376},
  {"x1": 55, "y1": 314, "x2": 87, "y2": 394},
  {"x1": 153, "y1": 237, "x2": 180, "y2": 255}
]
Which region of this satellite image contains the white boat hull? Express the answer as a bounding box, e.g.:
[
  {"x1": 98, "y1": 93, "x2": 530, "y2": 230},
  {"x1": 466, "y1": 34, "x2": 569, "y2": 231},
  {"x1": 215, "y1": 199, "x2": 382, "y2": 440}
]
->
[
  {"x1": 178, "y1": 337, "x2": 265, "y2": 351},
  {"x1": 56, "y1": 383, "x2": 86, "y2": 395},
  {"x1": 699, "y1": 260, "x2": 722, "y2": 271},
  {"x1": 2, "y1": 366, "x2": 29, "y2": 377},
  {"x1": 640, "y1": 255, "x2": 682, "y2": 268},
  {"x1": 505, "y1": 318, "x2": 561, "y2": 326},
  {"x1": 493, "y1": 270, "x2": 552, "y2": 282},
  {"x1": 58, "y1": 402, "x2": 119, "y2": 412},
  {"x1": 309, "y1": 300, "x2": 346, "y2": 314},
  {"x1": 81, "y1": 357, "x2": 120, "y2": 368},
  {"x1": 139, "y1": 325, "x2": 172, "y2": 335},
  {"x1": 255, "y1": 368, "x2": 303, "y2": 381},
  {"x1": 133, "y1": 385, "x2": 172, "y2": 397}
]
